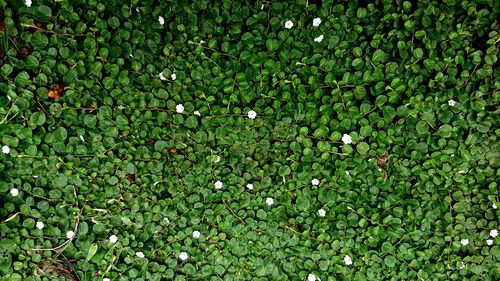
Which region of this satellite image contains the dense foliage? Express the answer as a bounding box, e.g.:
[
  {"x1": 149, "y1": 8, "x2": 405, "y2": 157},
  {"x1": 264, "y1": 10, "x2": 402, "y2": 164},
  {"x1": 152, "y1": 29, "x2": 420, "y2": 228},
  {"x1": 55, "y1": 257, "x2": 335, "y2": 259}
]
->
[{"x1": 1, "y1": 0, "x2": 499, "y2": 280}]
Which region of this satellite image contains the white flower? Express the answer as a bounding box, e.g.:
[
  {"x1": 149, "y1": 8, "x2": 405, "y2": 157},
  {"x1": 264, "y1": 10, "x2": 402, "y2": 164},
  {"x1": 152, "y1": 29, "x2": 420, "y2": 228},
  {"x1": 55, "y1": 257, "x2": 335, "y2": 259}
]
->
[
  {"x1": 129, "y1": 53, "x2": 134, "y2": 58},
  {"x1": 171, "y1": 73, "x2": 177, "y2": 80},
  {"x1": 282, "y1": 176, "x2": 286, "y2": 183},
  {"x1": 36, "y1": 221, "x2": 44, "y2": 230},
  {"x1": 176, "y1": 104, "x2": 184, "y2": 113},
  {"x1": 200, "y1": 39, "x2": 206, "y2": 44},
  {"x1": 66, "y1": 230, "x2": 75, "y2": 239},
  {"x1": 158, "y1": 16, "x2": 165, "y2": 25},
  {"x1": 346, "y1": 171, "x2": 350, "y2": 175},
  {"x1": 248, "y1": 110, "x2": 257, "y2": 119},
  {"x1": 163, "y1": 217, "x2": 170, "y2": 224},
  {"x1": 103, "y1": 278, "x2": 110, "y2": 281},
  {"x1": 318, "y1": 208, "x2": 326, "y2": 217},
  {"x1": 109, "y1": 234, "x2": 118, "y2": 244},
  {"x1": 490, "y1": 229, "x2": 498, "y2": 238},
  {"x1": 246, "y1": 183, "x2": 254, "y2": 190},
  {"x1": 342, "y1": 134, "x2": 352, "y2": 144},
  {"x1": 344, "y1": 255, "x2": 353, "y2": 265},
  {"x1": 194, "y1": 111, "x2": 201, "y2": 116},
  {"x1": 313, "y1": 18, "x2": 322, "y2": 27},
  {"x1": 493, "y1": 203, "x2": 497, "y2": 209},
  {"x1": 448, "y1": 99, "x2": 456, "y2": 106},
  {"x1": 308, "y1": 273, "x2": 317, "y2": 281},
  {"x1": 10, "y1": 188, "x2": 19, "y2": 197},
  {"x1": 159, "y1": 72, "x2": 167, "y2": 81},
  {"x1": 2, "y1": 145, "x2": 10, "y2": 154},
  {"x1": 192, "y1": 230, "x2": 201, "y2": 238},
  {"x1": 214, "y1": 155, "x2": 221, "y2": 163},
  {"x1": 314, "y1": 35, "x2": 324, "y2": 43},
  {"x1": 266, "y1": 197, "x2": 274, "y2": 206},
  {"x1": 136, "y1": 251, "x2": 145, "y2": 258},
  {"x1": 486, "y1": 239, "x2": 493, "y2": 246},
  {"x1": 79, "y1": 135, "x2": 85, "y2": 142},
  {"x1": 179, "y1": 251, "x2": 188, "y2": 261},
  {"x1": 214, "y1": 181, "x2": 223, "y2": 189},
  {"x1": 284, "y1": 20, "x2": 294, "y2": 29},
  {"x1": 311, "y1": 178, "x2": 320, "y2": 186},
  {"x1": 25, "y1": 0, "x2": 32, "y2": 7},
  {"x1": 459, "y1": 261, "x2": 465, "y2": 269},
  {"x1": 460, "y1": 239, "x2": 469, "y2": 246}
]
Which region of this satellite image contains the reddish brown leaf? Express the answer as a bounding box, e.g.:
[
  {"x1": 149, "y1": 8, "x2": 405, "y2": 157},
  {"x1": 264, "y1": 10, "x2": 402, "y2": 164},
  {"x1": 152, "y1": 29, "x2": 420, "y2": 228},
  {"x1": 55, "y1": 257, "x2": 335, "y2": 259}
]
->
[
  {"x1": 169, "y1": 147, "x2": 177, "y2": 154},
  {"x1": 377, "y1": 151, "x2": 389, "y2": 167},
  {"x1": 20, "y1": 47, "x2": 29, "y2": 58}
]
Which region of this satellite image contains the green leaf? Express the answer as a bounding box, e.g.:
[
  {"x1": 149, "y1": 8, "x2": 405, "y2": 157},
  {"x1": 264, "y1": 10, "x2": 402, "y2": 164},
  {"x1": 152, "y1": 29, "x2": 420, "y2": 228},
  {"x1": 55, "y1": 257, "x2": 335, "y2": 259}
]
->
[
  {"x1": 54, "y1": 174, "x2": 68, "y2": 188},
  {"x1": 356, "y1": 142, "x2": 370, "y2": 154},
  {"x1": 384, "y1": 256, "x2": 397, "y2": 267},
  {"x1": 30, "y1": 112, "x2": 46, "y2": 126},
  {"x1": 186, "y1": 116, "x2": 198, "y2": 129},
  {"x1": 86, "y1": 244, "x2": 98, "y2": 261},
  {"x1": 296, "y1": 192, "x2": 310, "y2": 210}
]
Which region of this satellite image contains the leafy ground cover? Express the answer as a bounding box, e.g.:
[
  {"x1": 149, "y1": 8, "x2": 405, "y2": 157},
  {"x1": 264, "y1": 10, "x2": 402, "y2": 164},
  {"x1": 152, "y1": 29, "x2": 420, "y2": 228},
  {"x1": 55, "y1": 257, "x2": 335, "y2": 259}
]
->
[{"x1": 0, "y1": 0, "x2": 499, "y2": 280}]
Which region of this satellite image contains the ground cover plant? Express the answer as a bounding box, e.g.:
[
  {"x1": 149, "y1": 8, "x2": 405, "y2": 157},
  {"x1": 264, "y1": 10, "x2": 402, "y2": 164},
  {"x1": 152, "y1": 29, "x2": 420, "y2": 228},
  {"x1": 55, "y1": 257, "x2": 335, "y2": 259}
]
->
[{"x1": 0, "y1": 0, "x2": 499, "y2": 280}]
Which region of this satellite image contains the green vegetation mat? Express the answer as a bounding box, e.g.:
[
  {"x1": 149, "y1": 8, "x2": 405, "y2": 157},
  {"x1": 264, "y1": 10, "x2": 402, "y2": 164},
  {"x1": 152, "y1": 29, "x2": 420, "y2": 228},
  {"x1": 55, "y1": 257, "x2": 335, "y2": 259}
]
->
[{"x1": 0, "y1": 0, "x2": 499, "y2": 280}]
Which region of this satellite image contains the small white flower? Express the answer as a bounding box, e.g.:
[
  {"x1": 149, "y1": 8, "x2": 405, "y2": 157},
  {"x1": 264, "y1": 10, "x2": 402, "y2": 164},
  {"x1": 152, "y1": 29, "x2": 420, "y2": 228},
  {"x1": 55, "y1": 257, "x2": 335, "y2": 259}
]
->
[
  {"x1": 311, "y1": 178, "x2": 320, "y2": 186},
  {"x1": 486, "y1": 239, "x2": 493, "y2": 245},
  {"x1": 194, "y1": 111, "x2": 201, "y2": 116},
  {"x1": 246, "y1": 183, "x2": 254, "y2": 190},
  {"x1": 2, "y1": 145, "x2": 10, "y2": 154},
  {"x1": 342, "y1": 134, "x2": 352, "y2": 144},
  {"x1": 33, "y1": 175, "x2": 38, "y2": 178},
  {"x1": 490, "y1": 229, "x2": 498, "y2": 238},
  {"x1": 248, "y1": 110, "x2": 257, "y2": 119},
  {"x1": 266, "y1": 197, "x2": 274, "y2": 206},
  {"x1": 10, "y1": 188, "x2": 19, "y2": 197},
  {"x1": 79, "y1": 135, "x2": 85, "y2": 142},
  {"x1": 109, "y1": 234, "x2": 118, "y2": 244},
  {"x1": 214, "y1": 155, "x2": 220, "y2": 163},
  {"x1": 7, "y1": 95, "x2": 11, "y2": 101},
  {"x1": 158, "y1": 16, "x2": 165, "y2": 25},
  {"x1": 493, "y1": 203, "x2": 497, "y2": 209},
  {"x1": 36, "y1": 221, "x2": 44, "y2": 230},
  {"x1": 192, "y1": 230, "x2": 201, "y2": 238},
  {"x1": 163, "y1": 217, "x2": 170, "y2": 224},
  {"x1": 200, "y1": 39, "x2": 206, "y2": 44},
  {"x1": 346, "y1": 171, "x2": 350, "y2": 175},
  {"x1": 261, "y1": 4, "x2": 264, "y2": 10},
  {"x1": 314, "y1": 35, "x2": 324, "y2": 43},
  {"x1": 460, "y1": 239, "x2": 469, "y2": 246},
  {"x1": 135, "y1": 7, "x2": 139, "y2": 12},
  {"x1": 171, "y1": 73, "x2": 177, "y2": 80},
  {"x1": 129, "y1": 53, "x2": 134, "y2": 58},
  {"x1": 457, "y1": 169, "x2": 466, "y2": 174},
  {"x1": 136, "y1": 251, "x2": 145, "y2": 258},
  {"x1": 448, "y1": 99, "x2": 456, "y2": 106},
  {"x1": 318, "y1": 208, "x2": 326, "y2": 217},
  {"x1": 179, "y1": 251, "x2": 188, "y2": 261},
  {"x1": 66, "y1": 230, "x2": 75, "y2": 239},
  {"x1": 159, "y1": 72, "x2": 167, "y2": 81},
  {"x1": 344, "y1": 255, "x2": 353, "y2": 265},
  {"x1": 176, "y1": 104, "x2": 184, "y2": 113},
  {"x1": 459, "y1": 261, "x2": 465, "y2": 269},
  {"x1": 308, "y1": 273, "x2": 317, "y2": 281},
  {"x1": 284, "y1": 20, "x2": 294, "y2": 29},
  {"x1": 214, "y1": 181, "x2": 223, "y2": 189},
  {"x1": 25, "y1": 0, "x2": 32, "y2": 7},
  {"x1": 103, "y1": 278, "x2": 110, "y2": 281},
  {"x1": 313, "y1": 18, "x2": 322, "y2": 27}
]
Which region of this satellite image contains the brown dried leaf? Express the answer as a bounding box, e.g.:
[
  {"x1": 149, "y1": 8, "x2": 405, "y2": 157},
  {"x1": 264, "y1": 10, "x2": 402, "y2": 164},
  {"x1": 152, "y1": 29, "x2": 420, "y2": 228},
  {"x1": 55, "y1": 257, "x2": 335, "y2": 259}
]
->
[
  {"x1": 48, "y1": 83, "x2": 65, "y2": 99},
  {"x1": 169, "y1": 147, "x2": 177, "y2": 154}
]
